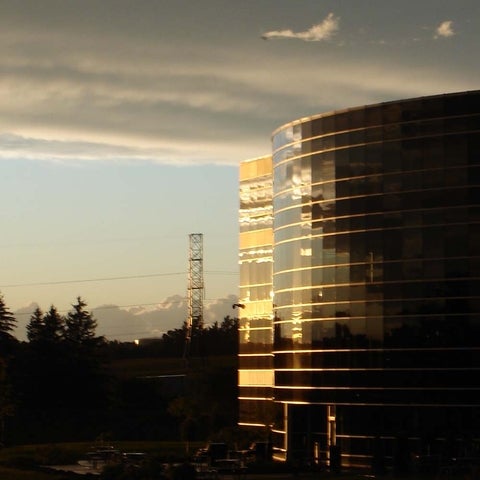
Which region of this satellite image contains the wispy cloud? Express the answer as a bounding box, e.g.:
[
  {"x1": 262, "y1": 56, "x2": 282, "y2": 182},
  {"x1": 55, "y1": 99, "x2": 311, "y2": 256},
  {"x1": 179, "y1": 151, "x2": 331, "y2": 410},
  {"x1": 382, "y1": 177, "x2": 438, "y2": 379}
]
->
[
  {"x1": 0, "y1": 4, "x2": 474, "y2": 167},
  {"x1": 262, "y1": 13, "x2": 339, "y2": 42},
  {"x1": 434, "y1": 20, "x2": 455, "y2": 39},
  {"x1": 0, "y1": 132, "x2": 262, "y2": 166}
]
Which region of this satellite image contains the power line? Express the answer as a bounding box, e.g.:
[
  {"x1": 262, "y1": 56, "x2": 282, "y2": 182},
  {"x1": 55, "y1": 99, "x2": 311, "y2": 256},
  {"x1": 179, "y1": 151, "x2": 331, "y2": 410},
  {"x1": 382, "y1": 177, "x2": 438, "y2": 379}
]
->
[
  {"x1": 12, "y1": 297, "x2": 236, "y2": 316},
  {"x1": 1, "y1": 272, "x2": 184, "y2": 288},
  {"x1": 1, "y1": 270, "x2": 238, "y2": 289}
]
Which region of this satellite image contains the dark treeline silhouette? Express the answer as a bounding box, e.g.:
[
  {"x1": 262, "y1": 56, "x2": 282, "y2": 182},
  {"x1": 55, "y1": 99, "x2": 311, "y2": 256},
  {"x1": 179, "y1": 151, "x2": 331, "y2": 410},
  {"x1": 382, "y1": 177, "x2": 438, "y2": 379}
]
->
[
  {"x1": 0, "y1": 292, "x2": 239, "y2": 446},
  {"x1": 108, "y1": 315, "x2": 239, "y2": 359}
]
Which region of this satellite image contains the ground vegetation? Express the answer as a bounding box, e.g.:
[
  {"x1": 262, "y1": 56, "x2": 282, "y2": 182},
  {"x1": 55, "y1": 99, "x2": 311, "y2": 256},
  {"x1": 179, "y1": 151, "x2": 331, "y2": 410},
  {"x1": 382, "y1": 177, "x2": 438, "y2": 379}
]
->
[{"x1": 0, "y1": 292, "x2": 239, "y2": 447}]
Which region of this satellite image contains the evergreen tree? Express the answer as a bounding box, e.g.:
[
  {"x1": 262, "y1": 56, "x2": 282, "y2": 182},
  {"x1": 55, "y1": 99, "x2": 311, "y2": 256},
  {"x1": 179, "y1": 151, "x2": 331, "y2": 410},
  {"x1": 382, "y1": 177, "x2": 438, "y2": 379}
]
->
[
  {"x1": 64, "y1": 297, "x2": 101, "y2": 346},
  {"x1": 0, "y1": 293, "x2": 16, "y2": 445},
  {"x1": 12, "y1": 298, "x2": 109, "y2": 442},
  {"x1": 0, "y1": 294, "x2": 17, "y2": 343},
  {"x1": 26, "y1": 307, "x2": 44, "y2": 343},
  {"x1": 0, "y1": 357, "x2": 14, "y2": 446},
  {"x1": 43, "y1": 305, "x2": 65, "y2": 343},
  {"x1": 27, "y1": 306, "x2": 65, "y2": 344}
]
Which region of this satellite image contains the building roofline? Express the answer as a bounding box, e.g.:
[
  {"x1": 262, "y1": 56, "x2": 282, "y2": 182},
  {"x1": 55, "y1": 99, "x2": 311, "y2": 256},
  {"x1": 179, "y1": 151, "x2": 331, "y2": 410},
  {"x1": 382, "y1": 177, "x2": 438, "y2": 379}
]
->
[
  {"x1": 271, "y1": 89, "x2": 480, "y2": 138},
  {"x1": 240, "y1": 154, "x2": 271, "y2": 164}
]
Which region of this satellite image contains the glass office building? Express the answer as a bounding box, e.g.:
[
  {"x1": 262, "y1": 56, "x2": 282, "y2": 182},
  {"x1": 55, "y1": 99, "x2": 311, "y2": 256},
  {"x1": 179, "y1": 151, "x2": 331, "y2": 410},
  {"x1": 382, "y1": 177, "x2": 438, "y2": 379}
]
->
[
  {"x1": 239, "y1": 90, "x2": 480, "y2": 467},
  {"x1": 238, "y1": 156, "x2": 275, "y2": 430}
]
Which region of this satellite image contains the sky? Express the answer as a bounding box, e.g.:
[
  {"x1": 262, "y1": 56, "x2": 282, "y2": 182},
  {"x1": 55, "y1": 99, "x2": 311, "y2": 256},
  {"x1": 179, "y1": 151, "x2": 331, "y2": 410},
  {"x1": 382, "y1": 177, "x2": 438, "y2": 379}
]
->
[{"x1": 1, "y1": 0, "x2": 479, "y2": 340}]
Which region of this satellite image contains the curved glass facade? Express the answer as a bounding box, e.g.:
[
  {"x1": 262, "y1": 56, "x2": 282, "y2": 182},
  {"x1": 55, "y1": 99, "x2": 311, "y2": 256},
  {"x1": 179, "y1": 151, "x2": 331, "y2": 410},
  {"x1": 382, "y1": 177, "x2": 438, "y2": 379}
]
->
[
  {"x1": 238, "y1": 156, "x2": 275, "y2": 429},
  {"x1": 240, "y1": 90, "x2": 480, "y2": 467}
]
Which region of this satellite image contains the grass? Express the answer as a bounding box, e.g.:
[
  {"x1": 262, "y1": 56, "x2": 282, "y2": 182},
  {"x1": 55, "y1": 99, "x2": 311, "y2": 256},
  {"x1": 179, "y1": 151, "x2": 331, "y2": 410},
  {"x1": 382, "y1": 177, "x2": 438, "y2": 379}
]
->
[
  {"x1": 0, "y1": 466, "x2": 54, "y2": 480},
  {"x1": 108, "y1": 355, "x2": 236, "y2": 378},
  {"x1": 0, "y1": 440, "x2": 205, "y2": 479},
  {"x1": 0, "y1": 440, "x2": 205, "y2": 462},
  {"x1": 3, "y1": 440, "x2": 469, "y2": 480}
]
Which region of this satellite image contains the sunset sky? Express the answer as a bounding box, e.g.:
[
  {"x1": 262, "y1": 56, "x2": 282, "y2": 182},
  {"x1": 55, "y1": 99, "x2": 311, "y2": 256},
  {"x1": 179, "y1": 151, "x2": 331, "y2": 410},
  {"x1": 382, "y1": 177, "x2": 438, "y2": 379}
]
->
[{"x1": 1, "y1": 0, "x2": 479, "y2": 339}]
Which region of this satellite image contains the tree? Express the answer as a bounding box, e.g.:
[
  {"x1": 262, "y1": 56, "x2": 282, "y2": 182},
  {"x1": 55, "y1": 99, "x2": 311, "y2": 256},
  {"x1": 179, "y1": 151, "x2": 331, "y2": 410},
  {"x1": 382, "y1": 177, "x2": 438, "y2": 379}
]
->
[
  {"x1": 43, "y1": 305, "x2": 65, "y2": 342},
  {"x1": 168, "y1": 395, "x2": 200, "y2": 449},
  {"x1": 12, "y1": 298, "x2": 110, "y2": 443},
  {"x1": 0, "y1": 293, "x2": 16, "y2": 445},
  {"x1": 0, "y1": 357, "x2": 14, "y2": 446},
  {"x1": 27, "y1": 305, "x2": 65, "y2": 344},
  {"x1": 26, "y1": 307, "x2": 44, "y2": 343},
  {"x1": 220, "y1": 315, "x2": 238, "y2": 332},
  {"x1": 64, "y1": 297, "x2": 102, "y2": 346},
  {"x1": 0, "y1": 293, "x2": 16, "y2": 349}
]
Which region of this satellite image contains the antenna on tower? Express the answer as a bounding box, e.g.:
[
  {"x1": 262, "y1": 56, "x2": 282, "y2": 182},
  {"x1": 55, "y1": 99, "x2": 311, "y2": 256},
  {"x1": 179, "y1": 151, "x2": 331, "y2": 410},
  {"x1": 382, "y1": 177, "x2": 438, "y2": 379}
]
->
[{"x1": 184, "y1": 233, "x2": 204, "y2": 363}]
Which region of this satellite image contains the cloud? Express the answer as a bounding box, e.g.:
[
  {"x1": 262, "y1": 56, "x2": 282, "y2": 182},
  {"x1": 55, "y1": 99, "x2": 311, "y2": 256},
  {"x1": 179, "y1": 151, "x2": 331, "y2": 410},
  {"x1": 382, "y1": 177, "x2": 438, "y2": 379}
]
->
[
  {"x1": 2, "y1": 45, "x2": 476, "y2": 168},
  {"x1": 262, "y1": 13, "x2": 339, "y2": 42},
  {"x1": 14, "y1": 294, "x2": 239, "y2": 342},
  {"x1": 0, "y1": 32, "x2": 285, "y2": 165},
  {"x1": 0, "y1": 132, "x2": 260, "y2": 167},
  {"x1": 0, "y1": 5, "x2": 475, "y2": 168},
  {"x1": 434, "y1": 20, "x2": 455, "y2": 39},
  {"x1": 0, "y1": 27, "x2": 275, "y2": 166}
]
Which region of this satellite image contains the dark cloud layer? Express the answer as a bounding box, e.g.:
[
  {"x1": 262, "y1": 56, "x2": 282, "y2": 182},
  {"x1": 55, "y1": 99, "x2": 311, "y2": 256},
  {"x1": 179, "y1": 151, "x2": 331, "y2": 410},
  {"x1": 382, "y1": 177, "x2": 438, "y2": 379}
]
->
[{"x1": 1, "y1": 0, "x2": 479, "y2": 165}]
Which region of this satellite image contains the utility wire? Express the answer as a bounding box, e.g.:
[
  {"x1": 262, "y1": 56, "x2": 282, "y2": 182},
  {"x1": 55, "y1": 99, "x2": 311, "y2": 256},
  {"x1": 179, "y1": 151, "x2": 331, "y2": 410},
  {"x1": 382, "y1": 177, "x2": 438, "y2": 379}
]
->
[
  {"x1": 1, "y1": 270, "x2": 237, "y2": 289},
  {"x1": 13, "y1": 297, "x2": 235, "y2": 316}
]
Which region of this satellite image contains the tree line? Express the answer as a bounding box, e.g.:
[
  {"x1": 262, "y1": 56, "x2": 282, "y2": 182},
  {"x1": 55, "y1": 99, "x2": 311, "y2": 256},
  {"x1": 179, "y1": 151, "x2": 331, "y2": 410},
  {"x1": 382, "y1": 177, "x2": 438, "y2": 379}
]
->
[{"x1": 0, "y1": 292, "x2": 239, "y2": 446}]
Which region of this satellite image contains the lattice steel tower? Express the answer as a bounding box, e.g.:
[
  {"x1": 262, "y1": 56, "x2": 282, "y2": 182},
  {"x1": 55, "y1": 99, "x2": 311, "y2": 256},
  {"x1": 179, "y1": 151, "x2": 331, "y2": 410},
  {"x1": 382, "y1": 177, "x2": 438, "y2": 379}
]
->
[{"x1": 184, "y1": 233, "x2": 204, "y2": 359}]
